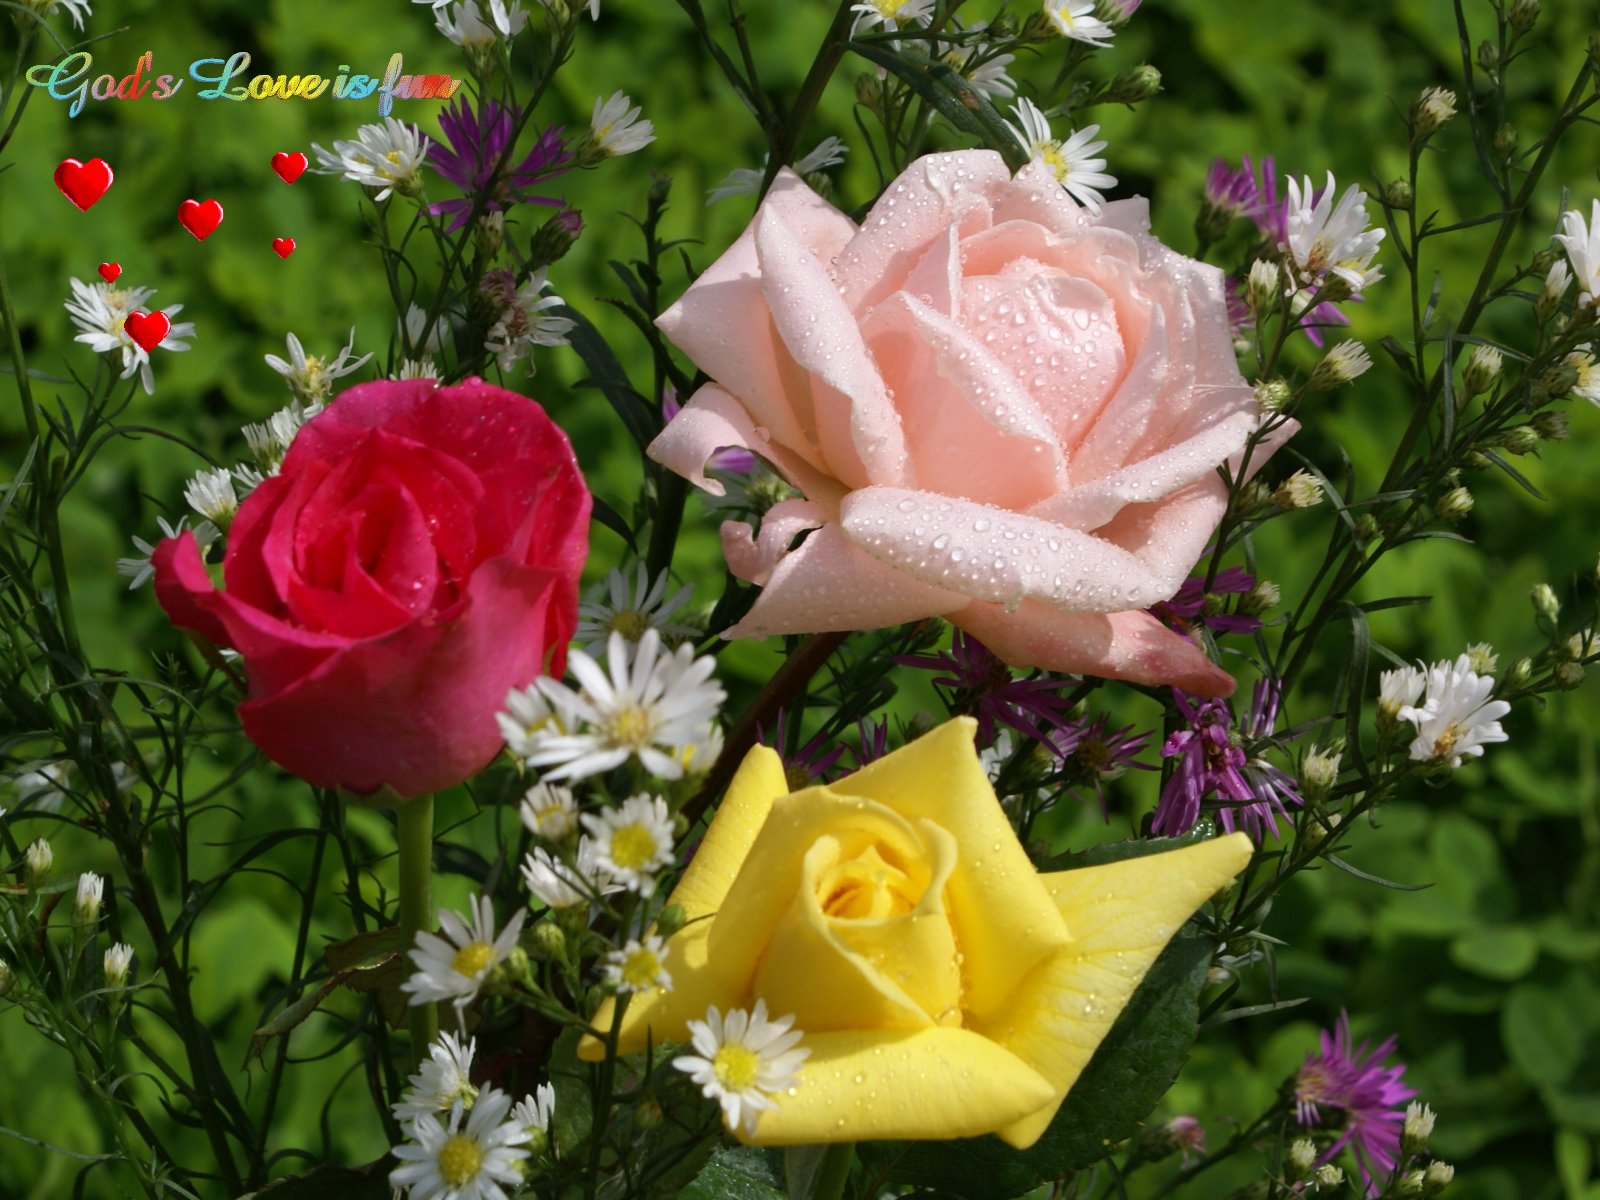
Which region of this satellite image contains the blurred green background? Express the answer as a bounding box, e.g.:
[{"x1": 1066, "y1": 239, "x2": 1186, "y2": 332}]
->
[{"x1": 2, "y1": 0, "x2": 1599, "y2": 1196}]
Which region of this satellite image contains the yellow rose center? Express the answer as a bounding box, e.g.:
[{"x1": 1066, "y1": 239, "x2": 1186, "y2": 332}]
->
[
  {"x1": 605, "y1": 704, "x2": 654, "y2": 749},
  {"x1": 436, "y1": 1134, "x2": 484, "y2": 1185},
  {"x1": 817, "y1": 843, "x2": 917, "y2": 920},
  {"x1": 452, "y1": 941, "x2": 495, "y2": 977},
  {"x1": 712, "y1": 1043, "x2": 761, "y2": 1091},
  {"x1": 609, "y1": 824, "x2": 659, "y2": 872},
  {"x1": 607, "y1": 609, "x2": 651, "y2": 641},
  {"x1": 620, "y1": 948, "x2": 662, "y2": 989}
]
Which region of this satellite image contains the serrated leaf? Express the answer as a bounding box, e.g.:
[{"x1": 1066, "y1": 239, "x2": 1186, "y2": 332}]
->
[{"x1": 680, "y1": 1145, "x2": 788, "y2": 1200}]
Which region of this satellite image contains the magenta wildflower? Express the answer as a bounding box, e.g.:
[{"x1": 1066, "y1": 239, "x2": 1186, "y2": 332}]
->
[
  {"x1": 1151, "y1": 565, "x2": 1261, "y2": 637},
  {"x1": 426, "y1": 97, "x2": 572, "y2": 231},
  {"x1": 851, "y1": 717, "x2": 892, "y2": 770},
  {"x1": 1046, "y1": 715, "x2": 1153, "y2": 817},
  {"x1": 663, "y1": 388, "x2": 756, "y2": 474},
  {"x1": 1224, "y1": 276, "x2": 1252, "y2": 335},
  {"x1": 760, "y1": 709, "x2": 846, "y2": 789},
  {"x1": 1295, "y1": 1011, "x2": 1417, "y2": 1196},
  {"x1": 1205, "y1": 155, "x2": 1278, "y2": 231},
  {"x1": 1153, "y1": 681, "x2": 1302, "y2": 841},
  {"x1": 897, "y1": 629, "x2": 1078, "y2": 746}
]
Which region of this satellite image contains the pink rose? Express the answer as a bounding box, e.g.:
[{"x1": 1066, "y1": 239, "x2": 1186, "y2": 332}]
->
[
  {"x1": 651, "y1": 150, "x2": 1288, "y2": 695},
  {"x1": 153, "y1": 378, "x2": 590, "y2": 797}
]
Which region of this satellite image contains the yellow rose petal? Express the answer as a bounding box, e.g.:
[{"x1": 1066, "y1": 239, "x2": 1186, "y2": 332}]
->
[
  {"x1": 742, "y1": 1027, "x2": 1057, "y2": 1145},
  {"x1": 986, "y1": 833, "x2": 1254, "y2": 1149},
  {"x1": 671, "y1": 743, "x2": 788, "y2": 920},
  {"x1": 827, "y1": 717, "x2": 1069, "y2": 1021}
]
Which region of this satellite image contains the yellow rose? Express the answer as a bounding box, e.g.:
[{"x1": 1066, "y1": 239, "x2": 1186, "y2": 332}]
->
[{"x1": 579, "y1": 717, "x2": 1251, "y2": 1146}]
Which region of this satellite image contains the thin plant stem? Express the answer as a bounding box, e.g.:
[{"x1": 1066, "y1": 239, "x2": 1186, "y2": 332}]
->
[{"x1": 396, "y1": 795, "x2": 438, "y2": 1066}]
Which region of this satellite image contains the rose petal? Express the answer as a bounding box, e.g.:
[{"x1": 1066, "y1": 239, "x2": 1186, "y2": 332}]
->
[
  {"x1": 721, "y1": 518, "x2": 969, "y2": 638},
  {"x1": 746, "y1": 1027, "x2": 1056, "y2": 1145},
  {"x1": 719, "y1": 499, "x2": 827, "y2": 587},
  {"x1": 828, "y1": 718, "x2": 1070, "y2": 1022},
  {"x1": 952, "y1": 601, "x2": 1237, "y2": 696},
  {"x1": 987, "y1": 833, "x2": 1254, "y2": 1149}
]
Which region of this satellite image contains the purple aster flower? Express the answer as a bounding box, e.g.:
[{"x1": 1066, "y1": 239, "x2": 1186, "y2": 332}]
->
[
  {"x1": 1205, "y1": 155, "x2": 1277, "y2": 230},
  {"x1": 1151, "y1": 565, "x2": 1261, "y2": 637},
  {"x1": 1297, "y1": 295, "x2": 1352, "y2": 349},
  {"x1": 760, "y1": 708, "x2": 847, "y2": 789},
  {"x1": 1046, "y1": 714, "x2": 1153, "y2": 817},
  {"x1": 663, "y1": 388, "x2": 756, "y2": 474},
  {"x1": 851, "y1": 717, "x2": 892, "y2": 770},
  {"x1": 1295, "y1": 1011, "x2": 1417, "y2": 1196},
  {"x1": 426, "y1": 96, "x2": 572, "y2": 231},
  {"x1": 1153, "y1": 680, "x2": 1302, "y2": 841},
  {"x1": 1224, "y1": 275, "x2": 1253, "y2": 336},
  {"x1": 896, "y1": 629, "x2": 1078, "y2": 746}
]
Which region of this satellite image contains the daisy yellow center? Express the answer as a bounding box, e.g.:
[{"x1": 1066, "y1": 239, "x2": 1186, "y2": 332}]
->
[
  {"x1": 607, "y1": 609, "x2": 650, "y2": 640},
  {"x1": 436, "y1": 1134, "x2": 484, "y2": 1186},
  {"x1": 1570, "y1": 355, "x2": 1595, "y2": 391},
  {"x1": 621, "y1": 948, "x2": 663, "y2": 989},
  {"x1": 874, "y1": 0, "x2": 912, "y2": 13},
  {"x1": 609, "y1": 824, "x2": 659, "y2": 871},
  {"x1": 1037, "y1": 143, "x2": 1069, "y2": 183},
  {"x1": 1430, "y1": 724, "x2": 1461, "y2": 759},
  {"x1": 452, "y1": 940, "x2": 495, "y2": 977},
  {"x1": 712, "y1": 1042, "x2": 762, "y2": 1091},
  {"x1": 605, "y1": 704, "x2": 654, "y2": 749}
]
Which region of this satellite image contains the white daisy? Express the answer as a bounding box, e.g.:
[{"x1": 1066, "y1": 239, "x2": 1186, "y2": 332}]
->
[
  {"x1": 485, "y1": 268, "x2": 574, "y2": 374},
  {"x1": 520, "y1": 839, "x2": 617, "y2": 908},
  {"x1": 706, "y1": 137, "x2": 848, "y2": 204},
  {"x1": 1555, "y1": 201, "x2": 1600, "y2": 308},
  {"x1": 242, "y1": 400, "x2": 323, "y2": 475},
  {"x1": 1284, "y1": 173, "x2": 1386, "y2": 292},
  {"x1": 588, "y1": 92, "x2": 655, "y2": 157},
  {"x1": 263, "y1": 329, "x2": 371, "y2": 406},
  {"x1": 510, "y1": 1083, "x2": 554, "y2": 1137},
  {"x1": 24, "y1": 837, "x2": 52, "y2": 884},
  {"x1": 673, "y1": 1000, "x2": 810, "y2": 1137},
  {"x1": 796, "y1": 136, "x2": 849, "y2": 175},
  {"x1": 519, "y1": 782, "x2": 578, "y2": 843},
  {"x1": 1043, "y1": 0, "x2": 1116, "y2": 46},
  {"x1": 103, "y1": 942, "x2": 134, "y2": 988},
  {"x1": 395, "y1": 358, "x2": 442, "y2": 381},
  {"x1": 64, "y1": 277, "x2": 195, "y2": 396},
  {"x1": 19, "y1": 0, "x2": 91, "y2": 30},
  {"x1": 1398, "y1": 654, "x2": 1511, "y2": 768},
  {"x1": 1541, "y1": 258, "x2": 1572, "y2": 316},
  {"x1": 183, "y1": 467, "x2": 239, "y2": 529},
  {"x1": 580, "y1": 794, "x2": 674, "y2": 896},
  {"x1": 311, "y1": 118, "x2": 431, "y2": 202},
  {"x1": 524, "y1": 630, "x2": 727, "y2": 782},
  {"x1": 497, "y1": 683, "x2": 579, "y2": 760},
  {"x1": 1004, "y1": 98, "x2": 1117, "y2": 215},
  {"x1": 940, "y1": 42, "x2": 1017, "y2": 101},
  {"x1": 389, "y1": 1086, "x2": 530, "y2": 1200},
  {"x1": 435, "y1": 0, "x2": 527, "y2": 50},
  {"x1": 1568, "y1": 346, "x2": 1600, "y2": 405},
  {"x1": 1377, "y1": 664, "x2": 1428, "y2": 721},
  {"x1": 602, "y1": 935, "x2": 672, "y2": 994},
  {"x1": 575, "y1": 565, "x2": 696, "y2": 653},
  {"x1": 117, "y1": 515, "x2": 219, "y2": 590},
  {"x1": 401, "y1": 894, "x2": 526, "y2": 1013},
  {"x1": 74, "y1": 872, "x2": 104, "y2": 926},
  {"x1": 849, "y1": 0, "x2": 933, "y2": 37},
  {"x1": 394, "y1": 1032, "x2": 479, "y2": 1126}
]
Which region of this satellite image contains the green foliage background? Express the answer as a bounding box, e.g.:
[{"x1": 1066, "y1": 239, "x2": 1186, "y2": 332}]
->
[{"x1": 1, "y1": 0, "x2": 1598, "y2": 1196}]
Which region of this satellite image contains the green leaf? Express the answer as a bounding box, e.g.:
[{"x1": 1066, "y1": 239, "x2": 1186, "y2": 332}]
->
[
  {"x1": 680, "y1": 1145, "x2": 788, "y2": 1200},
  {"x1": 1504, "y1": 984, "x2": 1584, "y2": 1086},
  {"x1": 1449, "y1": 925, "x2": 1539, "y2": 981},
  {"x1": 1557, "y1": 1127, "x2": 1592, "y2": 1198},
  {"x1": 863, "y1": 931, "x2": 1216, "y2": 1198}
]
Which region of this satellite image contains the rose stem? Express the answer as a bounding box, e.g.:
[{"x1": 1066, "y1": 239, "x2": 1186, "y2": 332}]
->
[
  {"x1": 811, "y1": 1142, "x2": 855, "y2": 1200},
  {"x1": 396, "y1": 794, "x2": 438, "y2": 1066}
]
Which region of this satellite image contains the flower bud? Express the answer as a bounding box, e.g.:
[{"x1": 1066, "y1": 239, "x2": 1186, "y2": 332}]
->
[
  {"x1": 24, "y1": 838, "x2": 51, "y2": 886},
  {"x1": 1309, "y1": 340, "x2": 1373, "y2": 390},
  {"x1": 1508, "y1": 0, "x2": 1540, "y2": 31},
  {"x1": 1400, "y1": 1170, "x2": 1427, "y2": 1195},
  {"x1": 1303, "y1": 809, "x2": 1344, "y2": 850},
  {"x1": 1424, "y1": 1161, "x2": 1455, "y2": 1192},
  {"x1": 1555, "y1": 661, "x2": 1586, "y2": 690},
  {"x1": 1434, "y1": 486, "x2": 1474, "y2": 523},
  {"x1": 1272, "y1": 469, "x2": 1324, "y2": 510},
  {"x1": 1505, "y1": 657, "x2": 1534, "y2": 689},
  {"x1": 528, "y1": 208, "x2": 583, "y2": 270},
  {"x1": 1353, "y1": 512, "x2": 1381, "y2": 546},
  {"x1": 1414, "y1": 87, "x2": 1457, "y2": 137},
  {"x1": 1287, "y1": 1138, "x2": 1318, "y2": 1179},
  {"x1": 1464, "y1": 450, "x2": 1493, "y2": 469},
  {"x1": 1493, "y1": 122, "x2": 1518, "y2": 159},
  {"x1": 1236, "y1": 479, "x2": 1272, "y2": 513},
  {"x1": 1499, "y1": 425, "x2": 1539, "y2": 454},
  {"x1": 987, "y1": 14, "x2": 1018, "y2": 38},
  {"x1": 1531, "y1": 582, "x2": 1561, "y2": 625},
  {"x1": 1246, "y1": 259, "x2": 1280, "y2": 313},
  {"x1": 1019, "y1": 11, "x2": 1059, "y2": 43},
  {"x1": 1464, "y1": 642, "x2": 1498, "y2": 675},
  {"x1": 531, "y1": 920, "x2": 568, "y2": 961},
  {"x1": 1313, "y1": 1163, "x2": 1344, "y2": 1189},
  {"x1": 1385, "y1": 178, "x2": 1415, "y2": 211},
  {"x1": 854, "y1": 73, "x2": 882, "y2": 107},
  {"x1": 473, "y1": 211, "x2": 505, "y2": 261},
  {"x1": 103, "y1": 942, "x2": 134, "y2": 989},
  {"x1": 1403, "y1": 1101, "x2": 1436, "y2": 1154},
  {"x1": 1532, "y1": 409, "x2": 1569, "y2": 441},
  {"x1": 1103, "y1": 64, "x2": 1162, "y2": 105},
  {"x1": 1538, "y1": 260, "x2": 1571, "y2": 321},
  {"x1": 1461, "y1": 344, "x2": 1502, "y2": 397},
  {"x1": 1300, "y1": 745, "x2": 1342, "y2": 804},
  {"x1": 655, "y1": 902, "x2": 688, "y2": 938},
  {"x1": 1239, "y1": 579, "x2": 1280, "y2": 616},
  {"x1": 1477, "y1": 38, "x2": 1500, "y2": 73},
  {"x1": 1534, "y1": 357, "x2": 1580, "y2": 399},
  {"x1": 1096, "y1": 0, "x2": 1142, "y2": 24},
  {"x1": 74, "y1": 872, "x2": 104, "y2": 929},
  {"x1": 1133, "y1": 1114, "x2": 1206, "y2": 1163},
  {"x1": 635, "y1": 1098, "x2": 665, "y2": 1131},
  {"x1": 1253, "y1": 376, "x2": 1292, "y2": 412}
]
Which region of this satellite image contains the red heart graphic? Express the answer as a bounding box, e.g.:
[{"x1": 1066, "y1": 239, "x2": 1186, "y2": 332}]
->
[
  {"x1": 178, "y1": 198, "x2": 225, "y2": 241},
  {"x1": 98, "y1": 262, "x2": 122, "y2": 284},
  {"x1": 271, "y1": 151, "x2": 308, "y2": 185},
  {"x1": 272, "y1": 237, "x2": 296, "y2": 259},
  {"x1": 54, "y1": 157, "x2": 115, "y2": 211},
  {"x1": 124, "y1": 311, "x2": 171, "y2": 353}
]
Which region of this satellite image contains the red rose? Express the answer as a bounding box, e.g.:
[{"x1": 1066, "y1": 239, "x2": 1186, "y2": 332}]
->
[{"x1": 153, "y1": 378, "x2": 590, "y2": 798}]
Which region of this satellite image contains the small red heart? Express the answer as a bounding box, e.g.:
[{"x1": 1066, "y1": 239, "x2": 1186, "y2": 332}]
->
[
  {"x1": 272, "y1": 237, "x2": 296, "y2": 259},
  {"x1": 124, "y1": 311, "x2": 171, "y2": 353},
  {"x1": 98, "y1": 262, "x2": 122, "y2": 284},
  {"x1": 178, "y1": 198, "x2": 225, "y2": 241},
  {"x1": 271, "y1": 151, "x2": 308, "y2": 185},
  {"x1": 54, "y1": 157, "x2": 115, "y2": 211}
]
